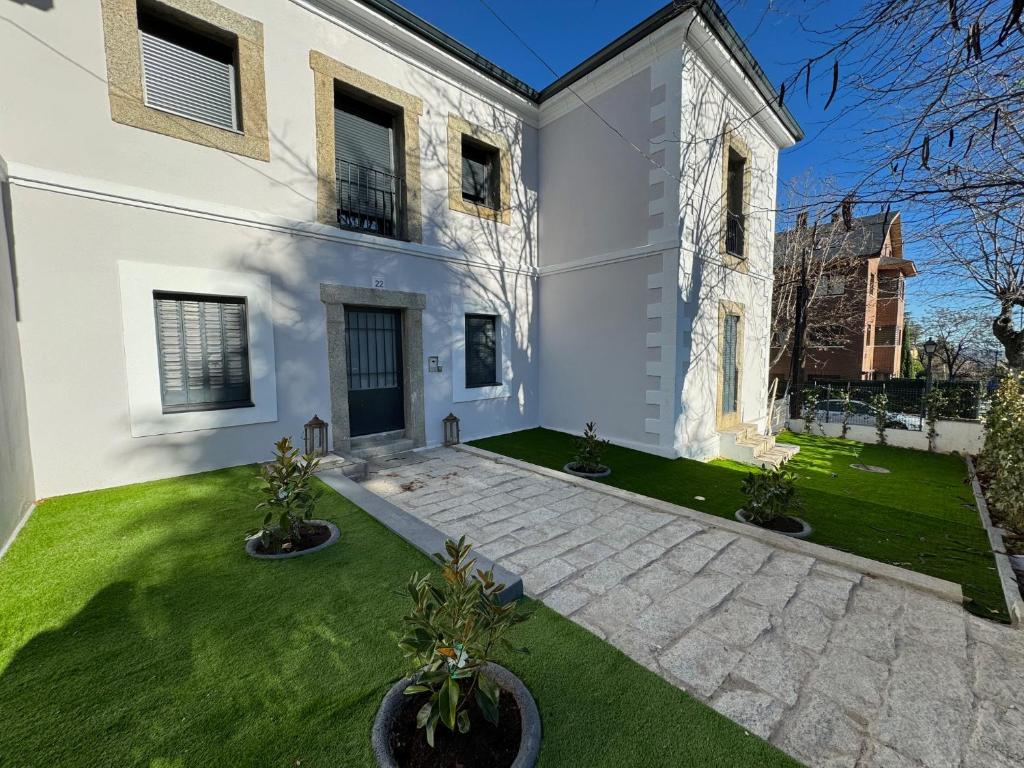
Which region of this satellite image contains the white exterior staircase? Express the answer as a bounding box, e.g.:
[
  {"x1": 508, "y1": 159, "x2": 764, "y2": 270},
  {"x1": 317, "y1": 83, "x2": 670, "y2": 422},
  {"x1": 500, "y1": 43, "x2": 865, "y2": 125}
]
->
[{"x1": 718, "y1": 423, "x2": 799, "y2": 468}]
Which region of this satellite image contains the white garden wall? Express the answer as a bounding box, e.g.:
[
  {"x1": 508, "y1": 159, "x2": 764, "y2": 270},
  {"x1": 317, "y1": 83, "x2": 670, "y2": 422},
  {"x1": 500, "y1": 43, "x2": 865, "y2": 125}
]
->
[{"x1": 786, "y1": 419, "x2": 985, "y2": 456}]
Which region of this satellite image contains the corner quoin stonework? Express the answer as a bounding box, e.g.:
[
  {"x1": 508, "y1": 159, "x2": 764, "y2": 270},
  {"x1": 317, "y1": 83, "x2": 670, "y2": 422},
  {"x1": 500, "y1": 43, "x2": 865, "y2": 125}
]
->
[
  {"x1": 99, "y1": 0, "x2": 270, "y2": 161},
  {"x1": 309, "y1": 51, "x2": 424, "y2": 242},
  {"x1": 320, "y1": 283, "x2": 426, "y2": 453},
  {"x1": 446, "y1": 114, "x2": 512, "y2": 225}
]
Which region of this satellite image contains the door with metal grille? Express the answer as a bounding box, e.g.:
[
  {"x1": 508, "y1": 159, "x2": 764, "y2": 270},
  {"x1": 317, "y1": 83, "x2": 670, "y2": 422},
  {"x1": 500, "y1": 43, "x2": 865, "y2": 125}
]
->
[{"x1": 345, "y1": 308, "x2": 404, "y2": 437}]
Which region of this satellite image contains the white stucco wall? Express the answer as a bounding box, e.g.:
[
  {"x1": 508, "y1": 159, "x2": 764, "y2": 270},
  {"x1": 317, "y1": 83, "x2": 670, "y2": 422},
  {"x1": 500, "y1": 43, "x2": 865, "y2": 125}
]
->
[
  {"x1": 10, "y1": 183, "x2": 539, "y2": 498},
  {"x1": 787, "y1": 419, "x2": 985, "y2": 456},
  {"x1": 0, "y1": 159, "x2": 35, "y2": 552}
]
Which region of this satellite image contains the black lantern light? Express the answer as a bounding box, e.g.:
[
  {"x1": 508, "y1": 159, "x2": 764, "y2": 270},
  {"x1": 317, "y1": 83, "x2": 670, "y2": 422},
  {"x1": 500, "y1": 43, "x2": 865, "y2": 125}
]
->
[
  {"x1": 304, "y1": 414, "x2": 329, "y2": 456},
  {"x1": 922, "y1": 337, "x2": 939, "y2": 393},
  {"x1": 442, "y1": 412, "x2": 460, "y2": 447}
]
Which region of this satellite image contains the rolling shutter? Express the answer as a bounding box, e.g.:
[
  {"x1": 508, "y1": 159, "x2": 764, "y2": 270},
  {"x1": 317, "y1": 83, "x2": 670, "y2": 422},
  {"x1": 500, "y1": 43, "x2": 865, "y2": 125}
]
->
[
  {"x1": 139, "y1": 13, "x2": 239, "y2": 131},
  {"x1": 461, "y1": 140, "x2": 498, "y2": 208},
  {"x1": 335, "y1": 97, "x2": 394, "y2": 173},
  {"x1": 154, "y1": 293, "x2": 251, "y2": 411},
  {"x1": 465, "y1": 314, "x2": 498, "y2": 389}
]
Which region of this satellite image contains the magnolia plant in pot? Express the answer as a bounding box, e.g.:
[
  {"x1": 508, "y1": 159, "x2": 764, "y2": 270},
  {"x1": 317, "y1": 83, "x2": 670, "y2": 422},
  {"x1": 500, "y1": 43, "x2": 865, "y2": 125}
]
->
[
  {"x1": 563, "y1": 422, "x2": 611, "y2": 478},
  {"x1": 374, "y1": 537, "x2": 539, "y2": 768},
  {"x1": 245, "y1": 437, "x2": 338, "y2": 558},
  {"x1": 735, "y1": 464, "x2": 812, "y2": 539}
]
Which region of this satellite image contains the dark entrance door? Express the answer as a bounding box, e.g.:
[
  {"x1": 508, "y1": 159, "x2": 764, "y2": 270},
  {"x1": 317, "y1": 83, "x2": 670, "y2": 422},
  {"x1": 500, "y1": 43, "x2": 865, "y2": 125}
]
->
[{"x1": 345, "y1": 308, "x2": 404, "y2": 437}]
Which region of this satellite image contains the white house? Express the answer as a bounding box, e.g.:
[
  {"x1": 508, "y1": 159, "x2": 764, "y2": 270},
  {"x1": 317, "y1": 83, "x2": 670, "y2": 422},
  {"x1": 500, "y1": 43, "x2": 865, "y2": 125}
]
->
[{"x1": 0, "y1": 0, "x2": 801, "y2": 550}]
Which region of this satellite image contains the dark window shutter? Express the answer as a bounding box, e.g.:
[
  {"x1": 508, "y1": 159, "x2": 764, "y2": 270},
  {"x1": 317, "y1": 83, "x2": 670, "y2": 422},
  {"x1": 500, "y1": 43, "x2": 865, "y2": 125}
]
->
[
  {"x1": 465, "y1": 314, "x2": 498, "y2": 389},
  {"x1": 334, "y1": 97, "x2": 395, "y2": 173},
  {"x1": 461, "y1": 140, "x2": 499, "y2": 209},
  {"x1": 154, "y1": 293, "x2": 251, "y2": 411},
  {"x1": 138, "y1": 13, "x2": 239, "y2": 131}
]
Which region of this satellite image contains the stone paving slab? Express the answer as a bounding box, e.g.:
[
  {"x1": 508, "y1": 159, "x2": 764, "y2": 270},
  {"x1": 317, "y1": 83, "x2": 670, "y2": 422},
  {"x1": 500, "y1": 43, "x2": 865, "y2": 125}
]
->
[{"x1": 360, "y1": 447, "x2": 1024, "y2": 768}]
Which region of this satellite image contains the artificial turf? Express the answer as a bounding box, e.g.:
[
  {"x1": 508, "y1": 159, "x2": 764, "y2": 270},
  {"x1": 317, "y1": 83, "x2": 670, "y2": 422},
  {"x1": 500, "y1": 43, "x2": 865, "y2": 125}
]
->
[
  {"x1": 469, "y1": 428, "x2": 1008, "y2": 622},
  {"x1": 0, "y1": 466, "x2": 798, "y2": 767}
]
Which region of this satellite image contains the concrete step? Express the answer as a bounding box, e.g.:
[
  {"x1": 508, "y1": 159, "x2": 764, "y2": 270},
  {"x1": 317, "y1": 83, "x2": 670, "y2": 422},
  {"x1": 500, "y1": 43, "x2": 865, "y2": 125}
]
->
[
  {"x1": 350, "y1": 430, "x2": 405, "y2": 449},
  {"x1": 349, "y1": 436, "x2": 415, "y2": 461},
  {"x1": 316, "y1": 452, "x2": 368, "y2": 481},
  {"x1": 719, "y1": 422, "x2": 798, "y2": 468}
]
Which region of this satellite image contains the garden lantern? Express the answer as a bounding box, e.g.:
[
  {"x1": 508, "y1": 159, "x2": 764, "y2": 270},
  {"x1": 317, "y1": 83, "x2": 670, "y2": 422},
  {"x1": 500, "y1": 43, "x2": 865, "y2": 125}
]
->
[
  {"x1": 303, "y1": 414, "x2": 328, "y2": 456},
  {"x1": 442, "y1": 413, "x2": 460, "y2": 446},
  {"x1": 923, "y1": 337, "x2": 938, "y2": 393}
]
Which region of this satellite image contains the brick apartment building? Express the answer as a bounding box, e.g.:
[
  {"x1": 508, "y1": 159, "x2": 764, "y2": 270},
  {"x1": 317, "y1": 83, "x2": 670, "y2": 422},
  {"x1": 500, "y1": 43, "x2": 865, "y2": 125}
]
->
[{"x1": 771, "y1": 211, "x2": 917, "y2": 381}]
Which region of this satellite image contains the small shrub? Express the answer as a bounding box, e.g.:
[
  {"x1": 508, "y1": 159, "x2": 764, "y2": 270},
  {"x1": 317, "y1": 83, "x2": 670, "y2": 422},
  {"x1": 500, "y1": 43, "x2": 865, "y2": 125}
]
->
[
  {"x1": 801, "y1": 388, "x2": 820, "y2": 434},
  {"x1": 980, "y1": 373, "x2": 1024, "y2": 530},
  {"x1": 836, "y1": 388, "x2": 854, "y2": 439},
  {"x1": 399, "y1": 537, "x2": 530, "y2": 746},
  {"x1": 870, "y1": 392, "x2": 889, "y2": 445},
  {"x1": 252, "y1": 436, "x2": 322, "y2": 552},
  {"x1": 922, "y1": 389, "x2": 946, "y2": 453},
  {"x1": 741, "y1": 465, "x2": 800, "y2": 525},
  {"x1": 571, "y1": 421, "x2": 609, "y2": 473}
]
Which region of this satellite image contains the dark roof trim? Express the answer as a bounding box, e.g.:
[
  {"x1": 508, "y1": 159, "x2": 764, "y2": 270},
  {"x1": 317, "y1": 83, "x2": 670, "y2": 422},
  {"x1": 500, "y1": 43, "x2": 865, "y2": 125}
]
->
[
  {"x1": 355, "y1": 0, "x2": 541, "y2": 101},
  {"x1": 356, "y1": 0, "x2": 802, "y2": 142}
]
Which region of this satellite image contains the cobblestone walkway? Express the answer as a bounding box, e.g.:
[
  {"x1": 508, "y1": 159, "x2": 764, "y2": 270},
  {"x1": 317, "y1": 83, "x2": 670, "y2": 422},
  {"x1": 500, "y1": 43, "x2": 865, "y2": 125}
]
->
[{"x1": 362, "y1": 448, "x2": 1024, "y2": 768}]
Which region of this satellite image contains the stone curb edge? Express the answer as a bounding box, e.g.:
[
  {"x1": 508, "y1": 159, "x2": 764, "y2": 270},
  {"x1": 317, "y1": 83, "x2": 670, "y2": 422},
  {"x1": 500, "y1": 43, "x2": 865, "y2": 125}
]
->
[
  {"x1": 316, "y1": 467, "x2": 524, "y2": 603},
  {"x1": 456, "y1": 443, "x2": 965, "y2": 605},
  {"x1": 965, "y1": 456, "x2": 1023, "y2": 627}
]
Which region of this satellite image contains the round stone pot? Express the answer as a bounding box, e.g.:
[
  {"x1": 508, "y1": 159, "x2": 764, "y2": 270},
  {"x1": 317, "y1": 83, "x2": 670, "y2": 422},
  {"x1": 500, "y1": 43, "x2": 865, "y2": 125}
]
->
[
  {"x1": 372, "y1": 663, "x2": 541, "y2": 768},
  {"x1": 244, "y1": 520, "x2": 340, "y2": 560},
  {"x1": 562, "y1": 463, "x2": 611, "y2": 479},
  {"x1": 735, "y1": 509, "x2": 813, "y2": 539}
]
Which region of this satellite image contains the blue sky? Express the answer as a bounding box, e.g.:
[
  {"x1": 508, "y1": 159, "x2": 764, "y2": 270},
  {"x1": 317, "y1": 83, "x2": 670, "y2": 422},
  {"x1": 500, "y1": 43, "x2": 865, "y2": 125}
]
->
[{"x1": 397, "y1": 1, "x2": 952, "y2": 315}]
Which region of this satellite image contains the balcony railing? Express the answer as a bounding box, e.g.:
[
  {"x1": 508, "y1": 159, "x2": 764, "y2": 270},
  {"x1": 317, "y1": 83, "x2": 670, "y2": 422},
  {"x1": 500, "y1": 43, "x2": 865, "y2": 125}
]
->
[
  {"x1": 336, "y1": 159, "x2": 404, "y2": 240},
  {"x1": 725, "y1": 210, "x2": 745, "y2": 258}
]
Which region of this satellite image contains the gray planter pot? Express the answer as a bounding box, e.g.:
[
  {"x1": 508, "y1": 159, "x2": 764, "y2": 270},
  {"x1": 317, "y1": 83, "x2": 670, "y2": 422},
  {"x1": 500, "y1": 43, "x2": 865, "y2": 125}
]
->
[
  {"x1": 244, "y1": 519, "x2": 340, "y2": 559},
  {"x1": 735, "y1": 509, "x2": 813, "y2": 539},
  {"x1": 372, "y1": 663, "x2": 541, "y2": 768},
  {"x1": 562, "y1": 463, "x2": 611, "y2": 479}
]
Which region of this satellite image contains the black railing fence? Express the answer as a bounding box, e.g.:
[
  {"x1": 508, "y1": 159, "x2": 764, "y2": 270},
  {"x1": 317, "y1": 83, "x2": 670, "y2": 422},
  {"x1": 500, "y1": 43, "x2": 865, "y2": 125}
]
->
[
  {"x1": 336, "y1": 159, "x2": 404, "y2": 239},
  {"x1": 780, "y1": 377, "x2": 988, "y2": 432},
  {"x1": 726, "y1": 211, "x2": 745, "y2": 257}
]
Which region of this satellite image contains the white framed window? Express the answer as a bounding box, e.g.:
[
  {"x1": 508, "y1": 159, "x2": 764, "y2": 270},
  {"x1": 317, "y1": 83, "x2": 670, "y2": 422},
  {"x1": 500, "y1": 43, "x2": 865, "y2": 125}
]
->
[
  {"x1": 118, "y1": 261, "x2": 277, "y2": 436},
  {"x1": 451, "y1": 302, "x2": 511, "y2": 403}
]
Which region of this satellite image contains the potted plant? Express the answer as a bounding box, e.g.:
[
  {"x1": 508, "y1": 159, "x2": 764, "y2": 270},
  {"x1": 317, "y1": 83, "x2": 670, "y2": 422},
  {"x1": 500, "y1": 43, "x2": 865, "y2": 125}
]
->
[
  {"x1": 245, "y1": 436, "x2": 339, "y2": 559},
  {"x1": 373, "y1": 537, "x2": 540, "y2": 768},
  {"x1": 735, "y1": 465, "x2": 812, "y2": 538},
  {"x1": 563, "y1": 422, "x2": 611, "y2": 478}
]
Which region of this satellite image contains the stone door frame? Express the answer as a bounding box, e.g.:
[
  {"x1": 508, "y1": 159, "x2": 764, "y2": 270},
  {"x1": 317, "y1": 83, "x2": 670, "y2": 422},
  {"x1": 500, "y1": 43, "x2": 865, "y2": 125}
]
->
[{"x1": 320, "y1": 283, "x2": 426, "y2": 453}]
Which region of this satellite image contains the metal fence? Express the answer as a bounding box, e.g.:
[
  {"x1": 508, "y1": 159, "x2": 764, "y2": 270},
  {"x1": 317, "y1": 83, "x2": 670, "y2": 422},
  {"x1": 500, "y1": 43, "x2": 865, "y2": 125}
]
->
[{"x1": 780, "y1": 378, "x2": 988, "y2": 432}]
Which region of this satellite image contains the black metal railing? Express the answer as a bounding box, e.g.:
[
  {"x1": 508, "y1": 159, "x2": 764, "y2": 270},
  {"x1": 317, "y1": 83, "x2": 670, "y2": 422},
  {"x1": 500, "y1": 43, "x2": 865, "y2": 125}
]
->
[
  {"x1": 336, "y1": 159, "x2": 405, "y2": 240},
  {"x1": 725, "y1": 210, "x2": 745, "y2": 257}
]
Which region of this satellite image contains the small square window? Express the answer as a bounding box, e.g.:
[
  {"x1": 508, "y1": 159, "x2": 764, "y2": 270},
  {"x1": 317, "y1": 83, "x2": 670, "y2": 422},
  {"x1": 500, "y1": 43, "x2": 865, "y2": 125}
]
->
[
  {"x1": 137, "y1": 5, "x2": 241, "y2": 131},
  {"x1": 461, "y1": 137, "x2": 500, "y2": 210},
  {"x1": 465, "y1": 314, "x2": 500, "y2": 389},
  {"x1": 154, "y1": 292, "x2": 252, "y2": 412}
]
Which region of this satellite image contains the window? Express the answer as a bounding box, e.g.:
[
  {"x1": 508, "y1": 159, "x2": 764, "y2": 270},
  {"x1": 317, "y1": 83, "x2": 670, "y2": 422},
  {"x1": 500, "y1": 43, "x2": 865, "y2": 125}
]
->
[
  {"x1": 879, "y1": 275, "x2": 903, "y2": 298},
  {"x1": 865, "y1": 324, "x2": 873, "y2": 345},
  {"x1": 809, "y1": 324, "x2": 847, "y2": 348},
  {"x1": 725, "y1": 148, "x2": 746, "y2": 258},
  {"x1": 875, "y1": 325, "x2": 898, "y2": 346},
  {"x1": 821, "y1": 276, "x2": 846, "y2": 296},
  {"x1": 465, "y1": 314, "x2": 499, "y2": 389},
  {"x1": 461, "y1": 137, "x2": 500, "y2": 210},
  {"x1": 154, "y1": 292, "x2": 251, "y2": 412},
  {"x1": 869, "y1": 273, "x2": 877, "y2": 294},
  {"x1": 138, "y1": 8, "x2": 240, "y2": 131},
  {"x1": 334, "y1": 93, "x2": 403, "y2": 238}
]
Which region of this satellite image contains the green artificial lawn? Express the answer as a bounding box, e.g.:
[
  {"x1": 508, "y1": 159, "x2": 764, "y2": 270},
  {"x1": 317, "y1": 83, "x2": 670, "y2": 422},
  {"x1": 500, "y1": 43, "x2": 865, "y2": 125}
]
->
[
  {"x1": 470, "y1": 429, "x2": 1008, "y2": 622},
  {"x1": 0, "y1": 467, "x2": 798, "y2": 767}
]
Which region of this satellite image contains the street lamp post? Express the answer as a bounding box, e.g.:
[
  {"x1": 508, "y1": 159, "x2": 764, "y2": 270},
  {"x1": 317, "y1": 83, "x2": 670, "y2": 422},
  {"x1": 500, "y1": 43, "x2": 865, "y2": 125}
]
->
[{"x1": 923, "y1": 337, "x2": 938, "y2": 394}]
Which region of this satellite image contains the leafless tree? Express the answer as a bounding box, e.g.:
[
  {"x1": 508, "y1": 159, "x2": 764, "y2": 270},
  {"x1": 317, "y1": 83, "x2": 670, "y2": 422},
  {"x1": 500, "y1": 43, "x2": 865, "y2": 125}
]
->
[
  {"x1": 922, "y1": 307, "x2": 1003, "y2": 378},
  {"x1": 771, "y1": 185, "x2": 859, "y2": 370}
]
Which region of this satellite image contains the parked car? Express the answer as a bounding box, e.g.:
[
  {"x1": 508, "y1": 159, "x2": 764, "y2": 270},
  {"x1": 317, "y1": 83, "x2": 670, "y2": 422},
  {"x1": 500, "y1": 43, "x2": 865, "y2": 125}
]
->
[{"x1": 814, "y1": 399, "x2": 922, "y2": 430}]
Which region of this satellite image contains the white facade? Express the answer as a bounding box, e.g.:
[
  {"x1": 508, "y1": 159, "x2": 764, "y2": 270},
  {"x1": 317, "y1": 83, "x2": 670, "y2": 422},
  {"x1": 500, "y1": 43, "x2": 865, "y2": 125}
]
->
[{"x1": 0, "y1": 0, "x2": 798, "y2": 507}]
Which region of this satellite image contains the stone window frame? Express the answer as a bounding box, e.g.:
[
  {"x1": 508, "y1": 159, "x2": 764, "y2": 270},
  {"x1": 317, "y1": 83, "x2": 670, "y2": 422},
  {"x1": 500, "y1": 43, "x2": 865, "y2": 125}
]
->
[
  {"x1": 447, "y1": 115, "x2": 511, "y2": 225},
  {"x1": 716, "y1": 300, "x2": 746, "y2": 430},
  {"x1": 719, "y1": 127, "x2": 752, "y2": 273},
  {"x1": 320, "y1": 283, "x2": 426, "y2": 453},
  {"x1": 310, "y1": 51, "x2": 424, "y2": 243},
  {"x1": 99, "y1": 0, "x2": 270, "y2": 161}
]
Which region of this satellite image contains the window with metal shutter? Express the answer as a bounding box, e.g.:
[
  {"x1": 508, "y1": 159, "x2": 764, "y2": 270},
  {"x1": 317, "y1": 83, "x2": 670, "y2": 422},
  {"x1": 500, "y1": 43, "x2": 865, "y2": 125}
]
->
[
  {"x1": 154, "y1": 292, "x2": 251, "y2": 412},
  {"x1": 465, "y1": 314, "x2": 499, "y2": 389},
  {"x1": 138, "y1": 11, "x2": 239, "y2": 131},
  {"x1": 334, "y1": 96, "x2": 395, "y2": 173},
  {"x1": 722, "y1": 314, "x2": 739, "y2": 414}
]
